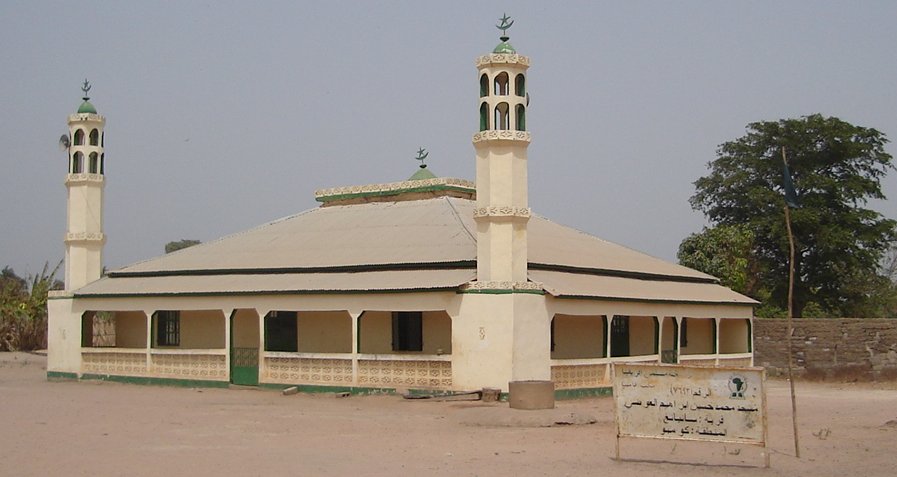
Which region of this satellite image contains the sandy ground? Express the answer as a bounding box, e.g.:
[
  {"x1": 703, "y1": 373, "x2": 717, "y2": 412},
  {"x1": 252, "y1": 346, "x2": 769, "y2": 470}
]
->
[{"x1": 2, "y1": 353, "x2": 896, "y2": 477}]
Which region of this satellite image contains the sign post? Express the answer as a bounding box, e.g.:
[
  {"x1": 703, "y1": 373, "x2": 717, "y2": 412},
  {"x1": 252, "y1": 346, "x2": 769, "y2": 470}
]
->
[{"x1": 613, "y1": 363, "x2": 769, "y2": 467}]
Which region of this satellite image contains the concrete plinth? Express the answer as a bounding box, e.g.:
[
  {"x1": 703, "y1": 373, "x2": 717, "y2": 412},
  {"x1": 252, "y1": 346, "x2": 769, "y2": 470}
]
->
[{"x1": 508, "y1": 380, "x2": 555, "y2": 410}]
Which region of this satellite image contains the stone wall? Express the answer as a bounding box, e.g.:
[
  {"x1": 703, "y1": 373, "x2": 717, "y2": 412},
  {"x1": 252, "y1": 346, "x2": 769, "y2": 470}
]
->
[{"x1": 754, "y1": 319, "x2": 897, "y2": 380}]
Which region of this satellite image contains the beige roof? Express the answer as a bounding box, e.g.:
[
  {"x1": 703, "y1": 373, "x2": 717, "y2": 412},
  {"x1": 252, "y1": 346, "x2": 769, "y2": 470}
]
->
[
  {"x1": 75, "y1": 269, "x2": 476, "y2": 296},
  {"x1": 530, "y1": 270, "x2": 756, "y2": 304},
  {"x1": 77, "y1": 196, "x2": 753, "y2": 305}
]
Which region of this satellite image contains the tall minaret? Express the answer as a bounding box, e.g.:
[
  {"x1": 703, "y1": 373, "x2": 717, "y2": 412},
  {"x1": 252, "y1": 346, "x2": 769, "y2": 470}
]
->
[
  {"x1": 472, "y1": 14, "x2": 531, "y2": 287},
  {"x1": 64, "y1": 80, "x2": 106, "y2": 290}
]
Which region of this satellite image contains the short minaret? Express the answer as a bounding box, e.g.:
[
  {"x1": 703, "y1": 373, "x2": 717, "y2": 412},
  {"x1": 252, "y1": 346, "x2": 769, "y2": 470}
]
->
[
  {"x1": 63, "y1": 80, "x2": 106, "y2": 290},
  {"x1": 472, "y1": 15, "x2": 532, "y2": 287}
]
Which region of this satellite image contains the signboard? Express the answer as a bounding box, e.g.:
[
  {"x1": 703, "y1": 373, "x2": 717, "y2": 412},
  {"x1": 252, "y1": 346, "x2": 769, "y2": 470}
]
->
[{"x1": 613, "y1": 363, "x2": 768, "y2": 464}]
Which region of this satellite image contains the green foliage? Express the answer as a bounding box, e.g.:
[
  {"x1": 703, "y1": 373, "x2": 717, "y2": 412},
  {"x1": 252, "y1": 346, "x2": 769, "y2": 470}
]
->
[
  {"x1": 690, "y1": 114, "x2": 896, "y2": 317},
  {"x1": 0, "y1": 262, "x2": 62, "y2": 351},
  {"x1": 165, "y1": 239, "x2": 201, "y2": 254},
  {"x1": 677, "y1": 224, "x2": 758, "y2": 295}
]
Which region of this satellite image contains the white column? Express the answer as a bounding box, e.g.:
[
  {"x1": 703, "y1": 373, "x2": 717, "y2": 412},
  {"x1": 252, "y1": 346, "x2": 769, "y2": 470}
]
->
[
  {"x1": 714, "y1": 317, "x2": 721, "y2": 365},
  {"x1": 350, "y1": 311, "x2": 362, "y2": 386},
  {"x1": 144, "y1": 310, "x2": 153, "y2": 371}
]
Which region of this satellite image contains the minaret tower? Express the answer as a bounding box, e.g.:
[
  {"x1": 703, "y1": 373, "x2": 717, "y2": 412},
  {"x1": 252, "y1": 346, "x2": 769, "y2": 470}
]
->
[
  {"x1": 456, "y1": 17, "x2": 549, "y2": 393},
  {"x1": 63, "y1": 80, "x2": 106, "y2": 290},
  {"x1": 472, "y1": 14, "x2": 532, "y2": 288}
]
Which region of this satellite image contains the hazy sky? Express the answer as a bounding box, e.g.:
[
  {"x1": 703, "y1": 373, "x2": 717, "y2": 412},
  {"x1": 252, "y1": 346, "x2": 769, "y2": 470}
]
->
[{"x1": 2, "y1": 1, "x2": 896, "y2": 278}]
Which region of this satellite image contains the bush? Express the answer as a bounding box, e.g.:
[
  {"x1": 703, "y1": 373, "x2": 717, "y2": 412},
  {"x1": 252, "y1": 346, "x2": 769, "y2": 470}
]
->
[{"x1": 0, "y1": 262, "x2": 61, "y2": 351}]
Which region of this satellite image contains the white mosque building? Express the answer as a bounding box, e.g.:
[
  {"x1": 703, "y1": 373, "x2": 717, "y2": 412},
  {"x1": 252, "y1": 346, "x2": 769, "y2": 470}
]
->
[{"x1": 47, "y1": 20, "x2": 755, "y2": 397}]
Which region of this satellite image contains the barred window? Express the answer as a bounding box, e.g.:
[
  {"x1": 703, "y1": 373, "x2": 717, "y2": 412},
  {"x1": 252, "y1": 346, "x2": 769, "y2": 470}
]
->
[{"x1": 155, "y1": 310, "x2": 180, "y2": 346}]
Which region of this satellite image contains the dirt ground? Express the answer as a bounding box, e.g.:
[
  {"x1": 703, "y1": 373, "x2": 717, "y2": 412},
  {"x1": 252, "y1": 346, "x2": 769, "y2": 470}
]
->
[{"x1": 2, "y1": 353, "x2": 896, "y2": 477}]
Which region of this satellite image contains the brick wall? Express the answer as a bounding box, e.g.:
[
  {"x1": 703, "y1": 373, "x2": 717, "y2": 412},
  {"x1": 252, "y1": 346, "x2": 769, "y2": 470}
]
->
[{"x1": 754, "y1": 318, "x2": 897, "y2": 381}]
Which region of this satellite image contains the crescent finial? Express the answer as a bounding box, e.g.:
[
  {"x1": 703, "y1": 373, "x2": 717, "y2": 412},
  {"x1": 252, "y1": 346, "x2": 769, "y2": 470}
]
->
[
  {"x1": 496, "y1": 13, "x2": 514, "y2": 37},
  {"x1": 416, "y1": 147, "x2": 429, "y2": 168},
  {"x1": 81, "y1": 78, "x2": 91, "y2": 100}
]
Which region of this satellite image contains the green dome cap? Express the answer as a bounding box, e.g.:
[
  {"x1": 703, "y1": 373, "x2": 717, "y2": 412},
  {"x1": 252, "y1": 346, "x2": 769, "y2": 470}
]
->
[
  {"x1": 493, "y1": 41, "x2": 516, "y2": 54},
  {"x1": 77, "y1": 100, "x2": 97, "y2": 114},
  {"x1": 408, "y1": 166, "x2": 437, "y2": 181}
]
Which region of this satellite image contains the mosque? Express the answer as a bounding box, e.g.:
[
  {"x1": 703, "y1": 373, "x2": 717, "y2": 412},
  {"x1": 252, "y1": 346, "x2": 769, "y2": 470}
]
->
[{"x1": 47, "y1": 19, "x2": 755, "y2": 397}]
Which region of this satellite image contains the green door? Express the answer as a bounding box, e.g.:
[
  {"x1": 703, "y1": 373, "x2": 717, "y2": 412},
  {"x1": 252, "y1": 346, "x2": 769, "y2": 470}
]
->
[
  {"x1": 230, "y1": 311, "x2": 259, "y2": 386},
  {"x1": 230, "y1": 347, "x2": 259, "y2": 385}
]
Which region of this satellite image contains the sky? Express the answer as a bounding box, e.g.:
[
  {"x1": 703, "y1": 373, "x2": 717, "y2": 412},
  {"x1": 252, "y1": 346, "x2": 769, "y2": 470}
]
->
[{"x1": 2, "y1": 1, "x2": 896, "y2": 278}]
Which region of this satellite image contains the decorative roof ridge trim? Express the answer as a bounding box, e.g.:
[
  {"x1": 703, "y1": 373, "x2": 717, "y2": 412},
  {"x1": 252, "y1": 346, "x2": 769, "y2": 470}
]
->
[
  {"x1": 314, "y1": 177, "x2": 475, "y2": 200},
  {"x1": 106, "y1": 260, "x2": 478, "y2": 278},
  {"x1": 550, "y1": 294, "x2": 758, "y2": 306},
  {"x1": 73, "y1": 286, "x2": 465, "y2": 299},
  {"x1": 528, "y1": 263, "x2": 720, "y2": 284},
  {"x1": 445, "y1": 197, "x2": 478, "y2": 245}
]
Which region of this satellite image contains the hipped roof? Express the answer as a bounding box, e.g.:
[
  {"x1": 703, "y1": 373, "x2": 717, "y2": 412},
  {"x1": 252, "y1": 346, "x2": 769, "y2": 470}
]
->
[{"x1": 75, "y1": 197, "x2": 755, "y2": 305}]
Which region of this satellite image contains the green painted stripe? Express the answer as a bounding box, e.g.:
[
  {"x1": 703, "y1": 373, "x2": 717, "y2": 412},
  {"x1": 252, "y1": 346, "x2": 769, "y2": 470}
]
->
[
  {"x1": 76, "y1": 286, "x2": 463, "y2": 299},
  {"x1": 259, "y1": 383, "x2": 397, "y2": 395},
  {"x1": 46, "y1": 371, "x2": 78, "y2": 380},
  {"x1": 107, "y1": 261, "x2": 477, "y2": 278},
  {"x1": 555, "y1": 386, "x2": 613, "y2": 400},
  {"x1": 80, "y1": 373, "x2": 229, "y2": 388},
  {"x1": 458, "y1": 288, "x2": 545, "y2": 295},
  {"x1": 316, "y1": 185, "x2": 475, "y2": 203}
]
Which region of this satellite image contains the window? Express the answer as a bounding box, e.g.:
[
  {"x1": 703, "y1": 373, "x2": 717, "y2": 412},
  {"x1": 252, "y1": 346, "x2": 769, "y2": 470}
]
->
[
  {"x1": 493, "y1": 72, "x2": 509, "y2": 95},
  {"x1": 392, "y1": 311, "x2": 422, "y2": 352},
  {"x1": 72, "y1": 152, "x2": 83, "y2": 173},
  {"x1": 610, "y1": 315, "x2": 630, "y2": 357},
  {"x1": 680, "y1": 318, "x2": 688, "y2": 348},
  {"x1": 89, "y1": 152, "x2": 98, "y2": 173},
  {"x1": 480, "y1": 74, "x2": 489, "y2": 97},
  {"x1": 155, "y1": 310, "x2": 180, "y2": 346},
  {"x1": 494, "y1": 102, "x2": 509, "y2": 130},
  {"x1": 515, "y1": 104, "x2": 525, "y2": 131},
  {"x1": 264, "y1": 311, "x2": 298, "y2": 352},
  {"x1": 479, "y1": 102, "x2": 489, "y2": 131},
  {"x1": 89, "y1": 129, "x2": 99, "y2": 146},
  {"x1": 515, "y1": 74, "x2": 525, "y2": 96},
  {"x1": 73, "y1": 129, "x2": 85, "y2": 146}
]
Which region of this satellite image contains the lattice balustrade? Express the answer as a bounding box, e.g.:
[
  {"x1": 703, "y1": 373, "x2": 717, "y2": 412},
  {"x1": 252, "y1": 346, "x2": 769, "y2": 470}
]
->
[
  {"x1": 82, "y1": 352, "x2": 147, "y2": 376},
  {"x1": 264, "y1": 357, "x2": 353, "y2": 385},
  {"x1": 551, "y1": 364, "x2": 608, "y2": 389},
  {"x1": 357, "y1": 359, "x2": 452, "y2": 389},
  {"x1": 150, "y1": 353, "x2": 227, "y2": 380}
]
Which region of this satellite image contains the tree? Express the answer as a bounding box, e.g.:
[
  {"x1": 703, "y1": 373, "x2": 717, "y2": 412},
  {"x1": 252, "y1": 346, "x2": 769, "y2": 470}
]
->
[
  {"x1": 1, "y1": 262, "x2": 62, "y2": 351},
  {"x1": 690, "y1": 114, "x2": 896, "y2": 317},
  {"x1": 165, "y1": 239, "x2": 201, "y2": 254},
  {"x1": 677, "y1": 224, "x2": 759, "y2": 296}
]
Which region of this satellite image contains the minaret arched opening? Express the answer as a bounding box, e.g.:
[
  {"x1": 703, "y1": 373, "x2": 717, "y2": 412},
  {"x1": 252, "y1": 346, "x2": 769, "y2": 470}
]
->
[
  {"x1": 479, "y1": 102, "x2": 490, "y2": 131},
  {"x1": 515, "y1": 104, "x2": 526, "y2": 131},
  {"x1": 494, "y1": 102, "x2": 510, "y2": 130},
  {"x1": 72, "y1": 151, "x2": 84, "y2": 173},
  {"x1": 89, "y1": 129, "x2": 99, "y2": 146},
  {"x1": 480, "y1": 74, "x2": 489, "y2": 97},
  {"x1": 515, "y1": 74, "x2": 525, "y2": 96},
  {"x1": 494, "y1": 72, "x2": 509, "y2": 95},
  {"x1": 73, "y1": 129, "x2": 85, "y2": 146},
  {"x1": 89, "y1": 152, "x2": 99, "y2": 173},
  {"x1": 100, "y1": 153, "x2": 105, "y2": 174}
]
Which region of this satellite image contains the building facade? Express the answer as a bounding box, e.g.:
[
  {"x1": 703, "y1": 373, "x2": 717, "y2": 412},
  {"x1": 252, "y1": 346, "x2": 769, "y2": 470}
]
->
[{"x1": 47, "y1": 22, "x2": 755, "y2": 396}]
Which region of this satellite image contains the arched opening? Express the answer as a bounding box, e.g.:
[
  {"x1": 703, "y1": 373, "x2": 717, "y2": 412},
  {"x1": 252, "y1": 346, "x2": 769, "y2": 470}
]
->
[
  {"x1": 550, "y1": 314, "x2": 606, "y2": 359},
  {"x1": 72, "y1": 152, "x2": 83, "y2": 173},
  {"x1": 480, "y1": 74, "x2": 489, "y2": 97},
  {"x1": 515, "y1": 104, "x2": 526, "y2": 131},
  {"x1": 101, "y1": 131, "x2": 104, "y2": 147},
  {"x1": 100, "y1": 153, "x2": 105, "y2": 174},
  {"x1": 73, "y1": 129, "x2": 85, "y2": 146},
  {"x1": 515, "y1": 74, "x2": 526, "y2": 96},
  {"x1": 479, "y1": 102, "x2": 490, "y2": 131},
  {"x1": 89, "y1": 152, "x2": 98, "y2": 173},
  {"x1": 493, "y1": 72, "x2": 509, "y2": 95},
  {"x1": 89, "y1": 129, "x2": 99, "y2": 146},
  {"x1": 494, "y1": 102, "x2": 510, "y2": 130}
]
